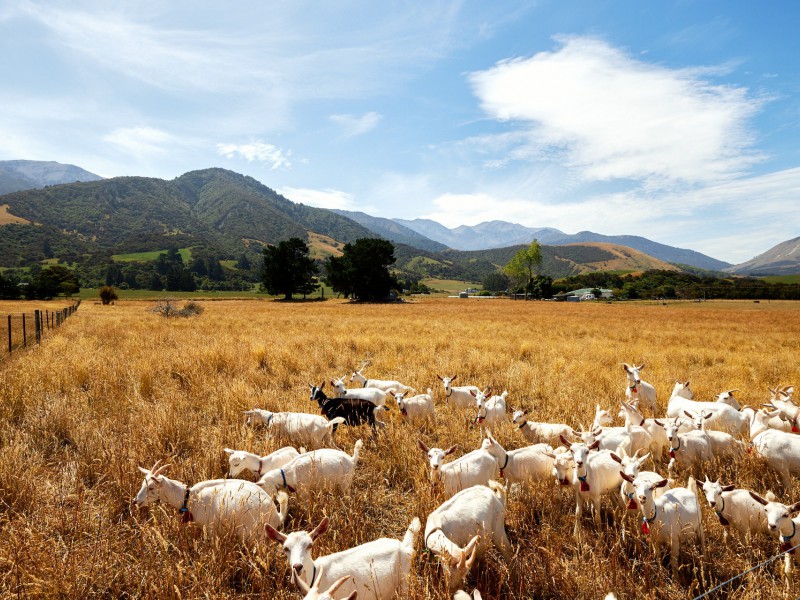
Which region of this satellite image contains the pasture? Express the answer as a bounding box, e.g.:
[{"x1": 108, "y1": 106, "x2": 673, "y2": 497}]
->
[{"x1": 1, "y1": 298, "x2": 799, "y2": 598}]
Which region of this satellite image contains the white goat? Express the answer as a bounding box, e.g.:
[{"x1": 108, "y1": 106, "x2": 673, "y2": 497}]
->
[
  {"x1": 474, "y1": 389, "x2": 507, "y2": 428},
  {"x1": 623, "y1": 363, "x2": 657, "y2": 413},
  {"x1": 511, "y1": 409, "x2": 575, "y2": 447},
  {"x1": 350, "y1": 369, "x2": 414, "y2": 394},
  {"x1": 437, "y1": 375, "x2": 481, "y2": 409},
  {"x1": 224, "y1": 446, "x2": 302, "y2": 479},
  {"x1": 701, "y1": 478, "x2": 768, "y2": 542},
  {"x1": 666, "y1": 381, "x2": 748, "y2": 436},
  {"x1": 425, "y1": 482, "x2": 512, "y2": 591},
  {"x1": 548, "y1": 439, "x2": 624, "y2": 537},
  {"x1": 292, "y1": 567, "x2": 357, "y2": 600},
  {"x1": 393, "y1": 389, "x2": 434, "y2": 423},
  {"x1": 716, "y1": 389, "x2": 741, "y2": 410},
  {"x1": 134, "y1": 461, "x2": 288, "y2": 543},
  {"x1": 749, "y1": 491, "x2": 800, "y2": 580},
  {"x1": 620, "y1": 474, "x2": 704, "y2": 574},
  {"x1": 683, "y1": 410, "x2": 744, "y2": 459},
  {"x1": 480, "y1": 432, "x2": 554, "y2": 490},
  {"x1": 244, "y1": 409, "x2": 344, "y2": 449},
  {"x1": 663, "y1": 418, "x2": 712, "y2": 473},
  {"x1": 618, "y1": 400, "x2": 669, "y2": 458},
  {"x1": 454, "y1": 591, "x2": 482, "y2": 600},
  {"x1": 257, "y1": 441, "x2": 362, "y2": 500},
  {"x1": 592, "y1": 404, "x2": 614, "y2": 429},
  {"x1": 330, "y1": 377, "x2": 393, "y2": 407},
  {"x1": 578, "y1": 422, "x2": 653, "y2": 457},
  {"x1": 610, "y1": 448, "x2": 666, "y2": 513},
  {"x1": 748, "y1": 408, "x2": 800, "y2": 488},
  {"x1": 418, "y1": 439, "x2": 498, "y2": 497},
  {"x1": 767, "y1": 386, "x2": 800, "y2": 432},
  {"x1": 267, "y1": 516, "x2": 420, "y2": 600}
]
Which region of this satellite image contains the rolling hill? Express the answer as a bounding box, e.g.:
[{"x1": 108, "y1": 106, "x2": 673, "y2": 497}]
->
[{"x1": 725, "y1": 236, "x2": 800, "y2": 275}]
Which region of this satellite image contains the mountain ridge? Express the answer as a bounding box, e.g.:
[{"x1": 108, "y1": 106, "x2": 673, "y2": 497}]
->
[{"x1": 0, "y1": 160, "x2": 102, "y2": 194}]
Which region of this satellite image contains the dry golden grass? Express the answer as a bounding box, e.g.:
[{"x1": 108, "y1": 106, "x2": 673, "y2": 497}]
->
[
  {"x1": 1, "y1": 298, "x2": 799, "y2": 599},
  {"x1": 0, "y1": 204, "x2": 32, "y2": 226}
]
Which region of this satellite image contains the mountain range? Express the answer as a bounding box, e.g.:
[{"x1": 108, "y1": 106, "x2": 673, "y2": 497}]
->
[{"x1": 0, "y1": 160, "x2": 797, "y2": 277}]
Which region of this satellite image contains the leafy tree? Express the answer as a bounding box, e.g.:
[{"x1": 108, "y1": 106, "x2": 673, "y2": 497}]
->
[
  {"x1": 262, "y1": 238, "x2": 319, "y2": 300},
  {"x1": 0, "y1": 271, "x2": 21, "y2": 299},
  {"x1": 504, "y1": 241, "x2": 542, "y2": 297},
  {"x1": 325, "y1": 238, "x2": 396, "y2": 301},
  {"x1": 481, "y1": 272, "x2": 510, "y2": 293},
  {"x1": 27, "y1": 265, "x2": 80, "y2": 299}
]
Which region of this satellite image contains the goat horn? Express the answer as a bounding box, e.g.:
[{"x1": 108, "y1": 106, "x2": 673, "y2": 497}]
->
[
  {"x1": 292, "y1": 570, "x2": 311, "y2": 595},
  {"x1": 152, "y1": 463, "x2": 172, "y2": 477},
  {"x1": 149, "y1": 459, "x2": 163, "y2": 473}
]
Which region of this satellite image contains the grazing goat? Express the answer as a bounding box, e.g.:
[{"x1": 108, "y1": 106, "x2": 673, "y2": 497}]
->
[
  {"x1": 620, "y1": 474, "x2": 704, "y2": 575},
  {"x1": 701, "y1": 478, "x2": 768, "y2": 542},
  {"x1": 424, "y1": 482, "x2": 512, "y2": 591},
  {"x1": 418, "y1": 439, "x2": 497, "y2": 497},
  {"x1": 549, "y1": 438, "x2": 624, "y2": 537},
  {"x1": 474, "y1": 390, "x2": 507, "y2": 428},
  {"x1": 766, "y1": 386, "x2": 800, "y2": 432},
  {"x1": 330, "y1": 377, "x2": 394, "y2": 407},
  {"x1": 309, "y1": 383, "x2": 387, "y2": 436},
  {"x1": 618, "y1": 400, "x2": 669, "y2": 458},
  {"x1": 663, "y1": 418, "x2": 712, "y2": 474},
  {"x1": 293, "y1": 567, "x2": 357, "y2": 600},
  {"x1": 393, "y1": 389, "x2": 435, "y2": 423},
  {"x1": 267, "y1": 516, "x2": 420, "y2": 600},
  {"x1": 512, "y1": 409, "x2": 575, "y2": 447},
  {"x1": 134, "y1": 461, "x2": 288, "y2": 543},
  {"x1": 716, "y1": 389, "x2": 741, "y2": 410},
  {"x1": 225, "y1": 446, "x2": 301, "y2": 478},
  {"x1": 480, "y1": 432, "x2": 554, "y2": 490},
  {"x1": 748, "y1": 408, "x2": 800, "y2": 488},
  {"x1": 683, "y1": 410, "x2": 744, "y2": 459},
  {"x1": 257, "y1": 442, "x2": 362, "y2": 500},
  {"x1": 666, "y1": 381, "x2": 748, "y2": 436},
  {"x1": 350, "y1": 369, "x2": 414, "y2": 394},
  {"x1": 437, "y1": 375, "x2": 481, "y2": 409},
  {"x1": 454, "y1": 591, "x2": 482, "y2": 600},
  {"x1": 244, "y1": 409, "x2": 344, "y2": 449},
  {"x1": 623, "y1": 363, "x2": 657, "y2": 413},
  {"x1": 593, "y1": 404, "x2": 614, "y2": 429},
  {"x1": 578, "y1": 422, "x2": 653, "y2": 457},
  {"x1": 749, "y1": 491, "x2": 800, "y2": 580}
]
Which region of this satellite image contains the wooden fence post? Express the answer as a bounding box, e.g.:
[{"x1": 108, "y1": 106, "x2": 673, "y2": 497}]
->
[
  {"x1": 6, "y1": 315, "x2": 10, "y2": 354},
  {"x1": 22, "y1": 313, "x2": 27, "y2": 347},
  {"x1": 35, "y1": 310, "x2": 41, "y2": 344}
]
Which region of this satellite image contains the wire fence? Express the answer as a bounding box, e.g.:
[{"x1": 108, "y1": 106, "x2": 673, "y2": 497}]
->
[{"x1": 1, "y1": 300, "x2": 81, "y2": 358}]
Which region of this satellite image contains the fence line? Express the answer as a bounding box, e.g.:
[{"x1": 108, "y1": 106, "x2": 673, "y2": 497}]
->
[{"x1": 2, "y1": 300, "x2": 81, "y2": 358}]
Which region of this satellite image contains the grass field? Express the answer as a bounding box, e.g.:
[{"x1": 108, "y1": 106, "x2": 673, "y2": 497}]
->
[
  {"x1": 761, "y1": 275, "x2": 800, "y2": 284},
  {"x1": 1, "y1": 298, "x2": 800, "y2": 598},
  {"x1": 111, "y1": 247, "x2": 193, "y2": 263}
]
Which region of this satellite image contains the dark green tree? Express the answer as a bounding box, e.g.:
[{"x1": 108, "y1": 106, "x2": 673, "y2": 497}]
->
[
  {"x1": 262, "y1": 238, "x2": 319, "y2": 300},
  {"x1": 325, "y1": 238, "x2": 396, "y2": 301},
  {"x1": 481, "y1": 272, "x2": 510, "y2": 293}
]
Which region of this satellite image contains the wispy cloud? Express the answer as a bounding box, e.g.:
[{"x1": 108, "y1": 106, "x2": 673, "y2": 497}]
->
[
  {"x1": 104, "y1": 126, "x2": 174, "y2": 157},
  {"x1": 329, "y1": 112, "x2": 382, "y2": 137},
  {"x1": 278, "y1": 186, "x2": 355, "y2": 210},
  {"x1": 216, "y1": 142, "x2": 292, "y2": 170},
  {"x1": 469, "y1": 36, "x2": 765, "y2": 187}
]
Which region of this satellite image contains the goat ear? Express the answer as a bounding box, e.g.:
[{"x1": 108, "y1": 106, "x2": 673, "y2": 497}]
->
[
  {"x1": 559, "y1": 434, "x2": 571, "y2": 447},
  {"x1": 445, "y1": 445, "x2": 459, "y2": 455},
  {"x1": 436, "y1": 375, "x2": 444, "y2": 381},
  {"x1": 620, "y1": 471, "x2": 634, "y2": 483},
  {"x1": 470, "y1": 390, "x2": 477, "y2": 397},
  {"x1": 749, "y1": 491, "x2": 769, "y2": 506},
  {"x1": 721, "y1": 484, "x2": 736, "y2": 492},
  {"x1": 137, "y1": 466, "x2": 150, "y2": 475},
  {"x1": 223, "y1": 448, "x2": 235, "y2": 455},
  {"x1": 654, "y1": 419, "x2": 664, "y2": 427},
  {"x1": 345, "y1": 593, "x2": 358, "y2": 600},
  {"x1": 543, "y1": 452, "x2": 557, "y2": 459},
  {"x1": 623, "y1": 363, "x2": 630, "y2": 372},
  {"x1": 609, "y1": 453, "x2": 622, "y2": 464},
  {"x1": 265, "y1": 524, "x2": 287, "y2": 543},
  {"x1": 790, "y1": 502, "x2": 800, "y2": 514},
  {"x1": 588, "y1": 440, "x2": 600, "y2": 450},
  {"x1": 654, "y1": 478, "x2": 669, "y2": 488},
  {"x1": 451, "y1": 375, "x2": 457, "y2": 382},
  {"x1": 292, "y1": 570, "x2": 311, "y2": 595},
  {"x1": 418, "y1": 440, "x2": 430, "y2": 453},
  {"x1": 310, "y1": 517, "x2": 329, "y2": 540}
]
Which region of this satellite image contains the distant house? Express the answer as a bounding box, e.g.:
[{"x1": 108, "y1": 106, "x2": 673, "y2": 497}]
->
[{"x1": 555, "y1": 287, "x2": 614, "y2": 301}]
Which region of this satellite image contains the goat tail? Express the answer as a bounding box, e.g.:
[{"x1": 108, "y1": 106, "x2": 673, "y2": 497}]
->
[
  {"x1": 275, "y1": 491, "x2": 289, "y2": 526},
  {"x1": 328, "y1": 416, "x2": 346, "y2": 429},
  {"x1": 403, "y1": 517, "x2": 421, "y2": 551},
  {"x1": 488, "y1": 479, "x2": 508, "y2": 506},
  {"x1": 352, "y1": 439, "x2": 364, "y2": 464}
]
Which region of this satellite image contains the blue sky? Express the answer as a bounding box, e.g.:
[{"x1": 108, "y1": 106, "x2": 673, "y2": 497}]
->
[{"x1": 1, "y1": 1, "x2": 798, "y2": 264}]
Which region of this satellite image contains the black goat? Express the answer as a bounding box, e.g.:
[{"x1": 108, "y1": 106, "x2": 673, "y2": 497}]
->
[{"x1": 308, "y1": 382, "x2": 387, "y2": 435}]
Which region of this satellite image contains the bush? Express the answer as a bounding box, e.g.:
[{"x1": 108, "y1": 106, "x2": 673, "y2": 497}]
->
[
  {"x1": 150, "y1": 298, "x2": 204, "y2": 318},
  {"x1": 99, "y1": 286, "x2": 119, "y2": 305}
]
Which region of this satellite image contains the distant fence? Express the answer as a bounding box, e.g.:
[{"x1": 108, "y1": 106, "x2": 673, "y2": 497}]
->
[{"x1": 2, "y1": 300, "x2": 81, "y2": 358}]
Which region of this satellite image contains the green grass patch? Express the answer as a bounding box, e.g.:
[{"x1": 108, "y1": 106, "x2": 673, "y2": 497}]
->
[
  {"x1": 112, "y1": 247, "x2": 192, "y2": 263},
  {"x1": 760, "y1": 274, "x2": 800, "y2": 284}
]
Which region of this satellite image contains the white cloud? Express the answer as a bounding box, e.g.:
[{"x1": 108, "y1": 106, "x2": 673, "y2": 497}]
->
[
  {"x1": 104, "y1": 126, "x2": 174, "y2": 156},
  {"x1": 278, "y1": 187, "x2": 355, "y2": 210},
  {"x1": 469, "y1": 36, "x2": 764, "y2": 187},
  {"x1": 329, "y1": 112, "x2": 382, "y2": 137},
  {"x1": 216, "y1": 142, "x2": 291, "y2": 170}
]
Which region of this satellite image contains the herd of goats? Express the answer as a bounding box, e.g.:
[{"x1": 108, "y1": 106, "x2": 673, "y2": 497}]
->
[{"x1": 133, "y1": 363, "x2": 800, "y2": 599}]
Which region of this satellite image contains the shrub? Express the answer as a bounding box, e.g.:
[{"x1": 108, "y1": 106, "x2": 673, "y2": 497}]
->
[
  {"x1": 99, "y1": 286, "x2": 119, "y2": 305},
  {"x1": 150, "y1": 298, "x2": 204, "y2": 318}
]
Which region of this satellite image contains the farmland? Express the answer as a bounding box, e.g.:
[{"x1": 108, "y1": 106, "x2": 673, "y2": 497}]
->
[{"x1": 1, "y1": 298, "x2": 799, "y2": 598}]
